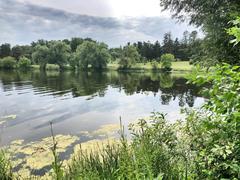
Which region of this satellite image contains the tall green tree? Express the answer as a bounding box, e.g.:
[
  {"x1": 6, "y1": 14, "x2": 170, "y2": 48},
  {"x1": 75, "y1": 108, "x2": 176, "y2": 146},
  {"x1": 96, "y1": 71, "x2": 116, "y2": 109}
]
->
[
  {"x1": 119, "y1": 45, "x2": 140, "y2": 68},
  {"x1": 75, "y1": 41, "x2": 110, "y2": 69},
  {"x1": 48, "y1": 41, "x2": 71, "y2": 70},
  {"x1": 162, "y1": 32, "x2": 174, "y2": 54},
  {"x1": 109, "y1": 47, "x2": 122, "y2": 62},
  {"x1": 159, "y1": 0, "x2": 240, "y2": 64},
  {"x1": 0, "y1": 43, "x2": 11, "y2": 58},
  {"x1": 31, "y1": 39, "x2": 48, "y2": 47},
  {"x1": 32, "y1": 45, "x2": 50, "y2": 70},
  {"x1": 70, "y1": 38, "x2": 83, "y2": 52},
  {"x1": 11, "y1": 45, "x2": 22, "y2": 60},
  {"x1": 153, "y1": 41, "x2": 162, "y2": 61},
  {"x1": 173, "y1": 38, "x2": 181, "y2": 60},
  {"x1": 20, "y1": 45, "x2": 32, "y2": 59}
]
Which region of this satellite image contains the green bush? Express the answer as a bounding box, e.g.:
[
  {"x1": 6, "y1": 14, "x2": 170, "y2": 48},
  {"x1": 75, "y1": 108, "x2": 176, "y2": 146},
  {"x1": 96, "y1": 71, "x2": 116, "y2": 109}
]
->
[
  {"x1": 151, "y1": 60, "x2": 159, "y2": 70},
  {"x1": 161, "y1": 53, "x2": 174, "y2": 71},
  {"x1": 18, "y1": 56, "x2": 31, "y2": 69},
  {"x1": 0, "y1": 56, "x2": 17, "y2": 69},
  {"x1": 187, "y1": 64, "x2": 240, "y2": 179}
]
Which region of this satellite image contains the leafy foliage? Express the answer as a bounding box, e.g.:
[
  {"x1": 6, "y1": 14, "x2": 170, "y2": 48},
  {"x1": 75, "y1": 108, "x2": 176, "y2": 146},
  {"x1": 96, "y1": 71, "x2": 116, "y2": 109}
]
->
[
  {"x1": 161, "y1": 53, "x2": 174, "y2": 71},
  {"x1": 0, "y1": 30, "x2": 202, "y2": 70},
  {"x1": 119, "y1": 45, "x2": 140, "y2": 69},
  {"x1": 187, "y1": 64, "x2": 240, "y2": 179},
  {"x1": 0, "y1": 56, "x2": 16, "y2": 69},
  {"x1": 48, "y1": 41, "x2": 71, "y2": 70},
  {"x1": 75, "y1": 41, "x2": 110, "y2": 70},
  {"x1": 32, "y1": 45, "x2": 50, "y2": 70},
  {"x1": 18, "y1": 56, "x2": 31, "y2": 69},
  {"x1": 151, "y1": 60, "x2": 159, "y2": 70},
  {"x1": 0, "y1": 44, "x2": 11, "y2": 58},
  {"x1": 227, "y1": 16, "x2": 240, "y2": 46},
  {"x1": 159, "y1": 0, "x2": 240, "y2": 65}
]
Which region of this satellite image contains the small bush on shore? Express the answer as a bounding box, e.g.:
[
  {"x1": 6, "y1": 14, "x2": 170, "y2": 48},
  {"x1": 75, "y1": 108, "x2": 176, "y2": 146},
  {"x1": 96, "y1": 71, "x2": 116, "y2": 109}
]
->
[
  {"x1": 161, "y1": 53, "x2": 174, "y2": 71},
  {"x1": 0, "y1": 56, "x2": 17, "y2": 69},
  {"x1": 18, "y1": 56, "x2": 31, "y2": 69}
]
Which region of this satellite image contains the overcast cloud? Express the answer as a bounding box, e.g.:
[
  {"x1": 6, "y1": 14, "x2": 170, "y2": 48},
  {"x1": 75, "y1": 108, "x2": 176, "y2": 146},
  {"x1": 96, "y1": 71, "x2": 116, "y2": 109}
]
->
[{"x1": 0, "y1": 0, "x2": 199, "y2": 47}]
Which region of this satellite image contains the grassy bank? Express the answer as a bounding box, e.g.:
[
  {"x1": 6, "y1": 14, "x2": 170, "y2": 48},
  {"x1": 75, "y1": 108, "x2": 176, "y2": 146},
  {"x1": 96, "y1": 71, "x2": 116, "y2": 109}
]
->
[
  {"x1": 29, "y1": 61, "x2": 193, "y2": 72},
  {"x1": 31, "y1": 64, "x2": 72, "y2": 71},
  {"x1": 108, "y1": 61, "x2": 193, "y2": 71}
]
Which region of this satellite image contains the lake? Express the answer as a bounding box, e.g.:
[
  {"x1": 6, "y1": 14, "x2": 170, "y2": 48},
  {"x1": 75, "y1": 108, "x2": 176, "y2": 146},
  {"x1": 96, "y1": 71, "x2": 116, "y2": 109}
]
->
[{"x1": 0, "y1": 70, "x2": 204, "y2": 146}]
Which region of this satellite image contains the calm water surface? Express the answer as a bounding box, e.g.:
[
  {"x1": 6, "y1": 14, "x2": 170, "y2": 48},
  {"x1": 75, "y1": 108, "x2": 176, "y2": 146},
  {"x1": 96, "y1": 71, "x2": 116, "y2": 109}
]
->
[{"x1": 0, "y1": 70, "x2": 204, "y2": 145}]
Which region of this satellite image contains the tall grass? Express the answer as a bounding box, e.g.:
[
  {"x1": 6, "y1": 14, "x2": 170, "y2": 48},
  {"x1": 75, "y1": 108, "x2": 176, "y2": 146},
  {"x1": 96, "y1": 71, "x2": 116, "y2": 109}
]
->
[
  {"x1": 0, "y1": 114, "x2": 188, "y2": 179},
  {"x1": 63, "y1": 114, "x2": 187, "y2": 180},
  {"x1": 50, "y1": 121, "x2": 64, "y2": 180},
  {"x1": 0, "y1": 150, "x2": 13, "y2": 180}
]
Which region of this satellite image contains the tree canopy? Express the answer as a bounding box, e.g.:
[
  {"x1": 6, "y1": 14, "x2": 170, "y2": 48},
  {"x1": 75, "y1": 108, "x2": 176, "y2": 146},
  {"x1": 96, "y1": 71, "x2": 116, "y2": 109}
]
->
[
  {"x1": 75, "y1": 41, "x2": 110, "y2": 70},
  {"x1": 119, "y1": 45, "x2": 140, "y2": 68},
  {"x1": 48, "y1": 41, "x2": 71, "y2": 70},
  {"x1": 159, "y1": 0, "x2": 240, "y2": 64},
  {"x1": 32, "y1": 45, "x2": 50, "y2": 70}
]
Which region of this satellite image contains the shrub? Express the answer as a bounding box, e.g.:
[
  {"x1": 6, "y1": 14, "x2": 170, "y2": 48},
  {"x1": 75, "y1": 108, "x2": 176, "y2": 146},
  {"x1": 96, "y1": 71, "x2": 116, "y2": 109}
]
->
[
  {"x1": 187, "y1": 64, "x2": 240, "y2": 179},
  {"x1": 161, "y1": 53, "x2": 174, "y2": 71},
  {"x1": 0, "y1": 56, "x2": 17, "y2": 69},
  {"x1": 18, "y1": 56, "x2": 31, "y2": 69},
  {"x1": 151, "y1": 60, "x2": 159, "y2": 70}
]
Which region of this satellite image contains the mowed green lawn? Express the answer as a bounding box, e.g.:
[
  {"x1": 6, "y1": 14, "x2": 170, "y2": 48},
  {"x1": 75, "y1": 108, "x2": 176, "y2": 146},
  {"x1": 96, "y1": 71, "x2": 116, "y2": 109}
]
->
[
  {"x1": 31, "y1": 61, "x2": 193, "y2": 71},
  {"x1": 108, "y1": 61, "x2": 193, "y2": 71},
  {"x1": 171, "y1": 61, "x2": 193, "y2": 71}
]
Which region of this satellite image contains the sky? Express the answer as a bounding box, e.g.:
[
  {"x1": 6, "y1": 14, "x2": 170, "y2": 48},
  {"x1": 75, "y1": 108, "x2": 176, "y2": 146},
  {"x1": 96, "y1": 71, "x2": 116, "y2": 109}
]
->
[{"x1": 0, "y1": 0, "x2": 199, "y2": 47}]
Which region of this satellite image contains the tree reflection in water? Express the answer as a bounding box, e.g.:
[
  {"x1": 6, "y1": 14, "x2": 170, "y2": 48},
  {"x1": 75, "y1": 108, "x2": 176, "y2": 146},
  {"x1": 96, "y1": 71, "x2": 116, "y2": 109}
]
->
[{"x1": 0, "y1": 70, "x2": 201, "y2": 107}]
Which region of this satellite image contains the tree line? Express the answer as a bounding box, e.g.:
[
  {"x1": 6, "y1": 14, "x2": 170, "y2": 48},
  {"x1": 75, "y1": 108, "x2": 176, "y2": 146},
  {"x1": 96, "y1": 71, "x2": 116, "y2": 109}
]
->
[
  {"x1": 111, "y1": 30, "x2": 201, "y2": 62},
  {"x1": 0, "y1": 30, "x2": 202, "y2": 71}
]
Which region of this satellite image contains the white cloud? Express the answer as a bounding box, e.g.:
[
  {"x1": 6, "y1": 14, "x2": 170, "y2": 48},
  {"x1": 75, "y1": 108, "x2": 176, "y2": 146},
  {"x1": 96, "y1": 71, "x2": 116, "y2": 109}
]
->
[
  {"x1": 0, "y1": 0, "x2": 200, "y2": 46},
  {"x1": 17, "y1": 0, "x2": 170, "y2": 18}
]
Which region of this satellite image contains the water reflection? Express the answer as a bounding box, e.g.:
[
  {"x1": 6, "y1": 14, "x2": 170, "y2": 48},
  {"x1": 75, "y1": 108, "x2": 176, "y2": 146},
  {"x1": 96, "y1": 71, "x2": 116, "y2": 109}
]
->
[
  {"x1": 0, "y1": 70, "x2": 199, "y2": 106},
  {"x1": 0, "y1": 70, "x2": 204, "y2": 145}
]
